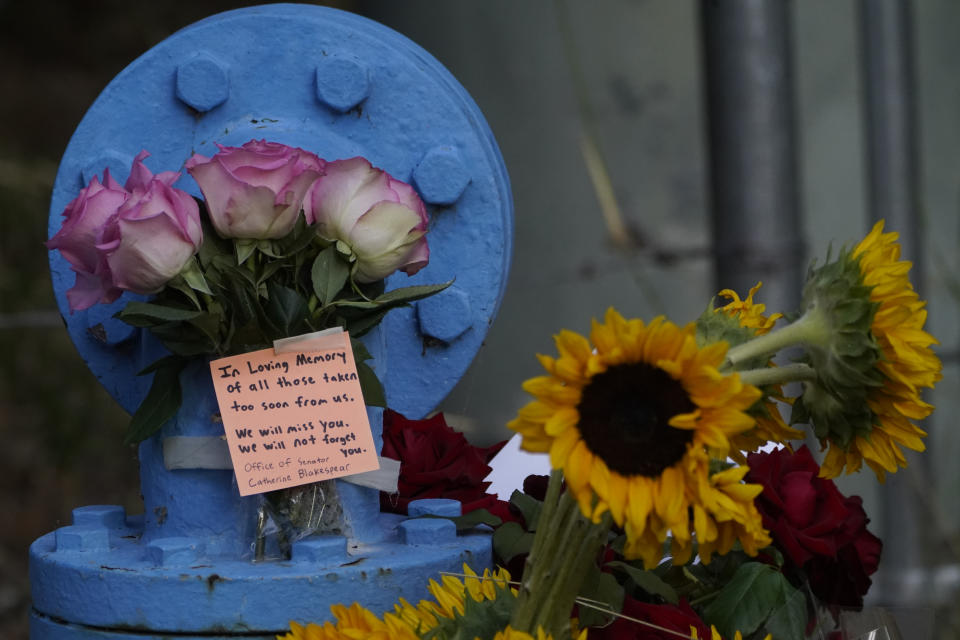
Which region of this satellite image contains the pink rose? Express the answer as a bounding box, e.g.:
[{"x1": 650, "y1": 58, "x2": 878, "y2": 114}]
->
[
  {"x1": 47, "y1": 171, "x2": 129, "y2": 311},
  {"x1": 97, "y1": 152, "x2": 203, "y2": 294},
  {"x1": 302, "y1": 157, "x2": 429, "y2": 283},
  {"x1": 46, "y1": 151, "x2": 203, "y2": 311},
  {"x1": 185, "y1": 139, "x2": 324, "y2": 239}
]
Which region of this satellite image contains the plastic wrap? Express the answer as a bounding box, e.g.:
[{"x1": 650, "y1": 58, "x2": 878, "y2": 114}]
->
[{"x1": 252, "y1": 480, "x2": 344, "y2": 561}]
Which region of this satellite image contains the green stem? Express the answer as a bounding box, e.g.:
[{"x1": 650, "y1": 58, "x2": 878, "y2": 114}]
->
[
  {"x1": 348, "y1": 273, "x2": 375, "y2": 302},
  {"x1": 511, "y1": 471, "x2": 569, "y2": 633},
  {"x1": 510, "y1": 485, "x2": 612, "y2": 640},
  {"x1": 535, "y1": 506, "x2": 612, "y2": 640},
  {"x1": 737, "y1": 363, "x2": 817, "y2": 387},
  {"x1": 523, "y1": 470, "x2": 564, "y2": 577},
  {"x1": 722, "y1": 306, "x2": 830, "y2": 371}
]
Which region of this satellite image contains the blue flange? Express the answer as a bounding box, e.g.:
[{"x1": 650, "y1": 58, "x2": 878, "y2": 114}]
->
[
  {"x1": 31, "y1": 501, "x2": 492, "y2": 636},
  {"x1": 34, "y1": 4, "x2": 512, "y2": 638},
  {"x1": 47, "y1": 3, "x2": 513, "y2": 419}
]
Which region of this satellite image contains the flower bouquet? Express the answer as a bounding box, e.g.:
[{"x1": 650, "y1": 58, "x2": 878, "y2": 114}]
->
[
  {"x1": 46, "y1": 139, "x2": 450, "y2": 558},
  {"x1": 285, "y1": 221, "x2": 938, "y2": 640}
]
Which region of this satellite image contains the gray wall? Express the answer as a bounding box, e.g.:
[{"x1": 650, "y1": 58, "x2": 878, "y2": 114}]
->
[{"x1": 363, "y1": 0, "x2": 960, "y2": 620}]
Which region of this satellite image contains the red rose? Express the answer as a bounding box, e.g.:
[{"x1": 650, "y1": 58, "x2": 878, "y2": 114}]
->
[
  {"x1": 746, "y1": 446, "x2": 882, "y2": 607},
  {"x1": 806, "y1": 495, "x2": 882, "y2": 607},
  {"x1": 588, "y1": 597, "x2": 710, "y2": 640},
  {"x1": 380, "y1": 410, "x2": 508, "y2": 515}
]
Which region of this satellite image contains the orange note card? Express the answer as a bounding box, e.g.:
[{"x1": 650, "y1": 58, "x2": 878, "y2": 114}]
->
[{"x1": 210, "y1": 330, "x2": 380, "y2": 496}]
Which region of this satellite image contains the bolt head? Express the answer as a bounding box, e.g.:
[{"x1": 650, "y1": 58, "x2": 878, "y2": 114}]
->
[
  {"x1": 176, "y1": 54, "x2": 230, "y2": 112},
  {"x1": 292, "y1": 535, "x2": 348, "y2": 564},
  {"x1": 399, "y1": 518, "x2": 456, "y2": 545},
  {"x1": 417, "y1": 286, "x2": 473, "y2": 342},
  {"x1": 408, "y1": 498, "x2": 462, "y2": 518},
  {"x1": 146, "y1": 536, "x2": 204, "y2": 567},
  {"x1": 72, "y1": 505, "x2": 127, "y2": 529},
  {"x1": 412, "y1": 147, "x2": 471, "y2": 205},
  {"x1": 55, "y1": 526, "x2": 110, "y2": 553},
  {"x1": 315, "y1": 56, "x2": 370, "y2": 113}
]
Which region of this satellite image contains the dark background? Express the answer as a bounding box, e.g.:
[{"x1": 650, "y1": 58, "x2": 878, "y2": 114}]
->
[{"x1": 0, "y1": 3, "x2": 355, "y2": 637}]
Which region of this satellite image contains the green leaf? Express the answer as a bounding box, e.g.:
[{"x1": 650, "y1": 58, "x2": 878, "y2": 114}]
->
[
  {"x1": 374, "y1": 280, "x2": 453, "y2": 305},
  {"x1": 332, "y1": 299, "x2": 380, "y2": 310},
  {"x1": 144, "y1": 322, "x2": 217, "y2": 356},
  {"x1": 159, "y1": 339, "x2": 217, "y2": 357},
  {"x1": 187, "y1": 312, "x2": 223, "y2": 350},
  {"x1": 203, "y1": 263, "x2": 224, "y2": 290},
  {"x1": 448, "y1": 508, "x2": 503, "y2": 532},
  {"x1": 275, "y1": 214, "x2": 318, "y2": 258},
  {"x1": 116, "y1": 302, "x2": 203, "y2": 327},
  {"x1": 702, "y1": 562, "x2": 800, "y2": 640},
  {"x1": 605, "y1": 560, "x2": 679, "y2": 604},
  {"x1": 508, "y1": 489, "x2": 543, "y2": 532},
  {"x1": 311, "y1": 245, "x2": 350, "y2": 305},
  {"x1": 418, "y1": 508, "x2": 504, "y2": 533},
  {"x1": 762, "y1": 582, "x2": 808, "y2": 640},
  {"x1": 197, "y1": 206, "x2": 233, "y2": 268},
  {"x1": 335, "y1": 239, "x2": 354, "y2": 258},
  {"x1": 576, "y1": 566, "x2": 625, "y2": 628},
  {"x1": 335, "y1": 280, "x2": 455, "y2": 337},
  {"x1": 256, "y1": 259, "x2": 286, "y2": 287},
  {"x1": 224, "y1": 262, "x2": 258, "y2": 289},
  {"x1": 179, "y1": 256, "x2": 213, "y2": 295},
  {"x1": 137, "y1": 355, "x2": 186, "y2": 376},
  {"x1": 236, "y1": 239, "x2": 257, "y2": 265},
  {"x1": 265, "y1": 282, "x2": 308, "y2": 336},
  {"x1": 356, "y1": 360, "x2": 386, "y2": 408},
  {"x1": 356, "y1": 278, "x2": 385, "y2": 300},
  {"x1": 343, "y1": 308, "x2": 392, "y2": 338},
  {"x1": 225, "y1": 278, "x2": 259, "y2": 328},
  {"x1": 256, "y1": 238, "x2": 280, "y2": 258},
  {"x1": 229, "y1": 319, "x2": 269, "y2": 354},
  {"x1": 124, "y1": 360, "x2": 185, "y2": 444},
  {"x1": 351, "y1": 339, "x2": 373, "y2": 363},
  {"x1": 492, "y1": 521, "x2": 534, "y2": 564},
  {"x1": 165, "y1": 276, "x2": 202, "y2": 310}
]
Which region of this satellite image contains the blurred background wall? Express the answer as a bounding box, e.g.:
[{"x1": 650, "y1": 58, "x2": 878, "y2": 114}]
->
[{"x1": 2, "y1": 1, "x2": 960, "y2": 638}]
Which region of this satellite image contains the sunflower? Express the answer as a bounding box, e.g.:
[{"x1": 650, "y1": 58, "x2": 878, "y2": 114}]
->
[
  {"x1": 715, "y1": 282, "x2": 782, "y2": 334},
  {"x1": 691, "y1": 460, "x2": 770, "y2": 561},
  {"x1": 712, "y1": 283, "x2": 804, "y2": 453},
  {"x1": 795, "y1": 221, "x2": 941, "y2": 479},
  {"x1": 508, "y1": 310, "x2": 769, "y2": 568},
  {"x1": 492, "y1": 626, "x2": 576, "y2": 640},
  {"x1": 279, "y1": 603, "x2": 420, "y2": 640},
  {"x1": 281, "y1": 565, "x2": 517, "y2": 640},
  {"x1": 393, "y1": 564, "x2": 516, "y2": 633}
]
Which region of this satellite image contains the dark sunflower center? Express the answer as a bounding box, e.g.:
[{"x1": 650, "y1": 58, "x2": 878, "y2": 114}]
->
[{"x1": 577, "y1": 362, "x2": 696, "y2": 478}]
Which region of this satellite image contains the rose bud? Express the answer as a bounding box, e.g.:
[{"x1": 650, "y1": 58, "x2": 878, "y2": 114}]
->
[
  {"x1": 185, "y1": 139, "x2": 324, "y2": 239},
  {"x1": 302, "y1": 157, "x2": 429, "y2": 282}
]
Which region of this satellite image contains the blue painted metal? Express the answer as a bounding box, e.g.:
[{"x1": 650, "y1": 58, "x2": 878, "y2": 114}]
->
[
  {"x1": 408, "y1": 498, "x2": 463, "y2": 518},
  {"x1": 31, "y1": 505, "x2": 491, "y2": 634},
  {"x1": 34, "y1": 4, "x2": 512, "y2": 638}
]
